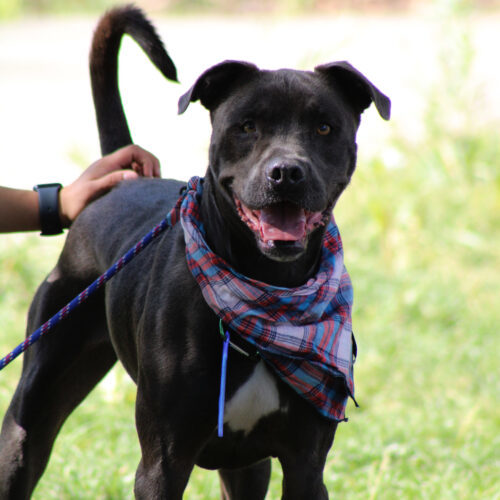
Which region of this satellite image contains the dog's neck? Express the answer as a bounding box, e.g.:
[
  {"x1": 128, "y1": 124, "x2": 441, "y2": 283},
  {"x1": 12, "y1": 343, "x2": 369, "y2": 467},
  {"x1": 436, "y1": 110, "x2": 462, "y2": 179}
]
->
[{"x1": 200, "y1": 172, "x2": 325, "y2": 288}]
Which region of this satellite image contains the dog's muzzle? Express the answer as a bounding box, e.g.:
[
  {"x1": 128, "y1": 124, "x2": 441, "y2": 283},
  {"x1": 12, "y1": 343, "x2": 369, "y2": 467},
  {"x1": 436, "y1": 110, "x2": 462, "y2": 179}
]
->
[
  {"x1": 234, "y1": 196, "x2": 331, "y2": 261},
  {"x1": 230, "y1": 157, "x2": 331, "y2": 261}
]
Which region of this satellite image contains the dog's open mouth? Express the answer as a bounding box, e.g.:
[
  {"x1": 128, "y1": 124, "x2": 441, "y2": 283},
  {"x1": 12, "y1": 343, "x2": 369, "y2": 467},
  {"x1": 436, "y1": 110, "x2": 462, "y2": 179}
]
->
[{"x1": 235, "y1": 197, "x2": 331, "y2": 255}]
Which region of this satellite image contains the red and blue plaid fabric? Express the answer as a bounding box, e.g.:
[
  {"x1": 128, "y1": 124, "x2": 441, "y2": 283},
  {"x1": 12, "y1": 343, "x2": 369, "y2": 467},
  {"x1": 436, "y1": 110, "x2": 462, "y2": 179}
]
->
[{"x1": 179, "y1": 177, "x2": 356, "y2": 421}]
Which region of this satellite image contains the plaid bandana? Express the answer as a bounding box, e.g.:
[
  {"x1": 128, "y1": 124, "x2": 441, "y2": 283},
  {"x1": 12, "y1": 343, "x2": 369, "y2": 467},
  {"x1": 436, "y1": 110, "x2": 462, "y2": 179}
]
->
[{"x1": 177, "y1": 177, "x2": 356, "y2": 422}]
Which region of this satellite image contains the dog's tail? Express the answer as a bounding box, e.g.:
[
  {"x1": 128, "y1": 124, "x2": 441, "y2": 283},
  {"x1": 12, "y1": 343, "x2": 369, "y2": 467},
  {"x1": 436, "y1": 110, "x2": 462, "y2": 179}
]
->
[{"x1": 90, "y1": 5, "x2": 178, "y2": 155}]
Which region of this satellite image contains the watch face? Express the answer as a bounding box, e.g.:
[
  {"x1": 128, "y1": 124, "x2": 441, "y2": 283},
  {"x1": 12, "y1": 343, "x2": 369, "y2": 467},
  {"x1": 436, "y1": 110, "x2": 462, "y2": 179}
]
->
[{"x1": 34, "y1": 183, "x2": 62, "y2": 192}]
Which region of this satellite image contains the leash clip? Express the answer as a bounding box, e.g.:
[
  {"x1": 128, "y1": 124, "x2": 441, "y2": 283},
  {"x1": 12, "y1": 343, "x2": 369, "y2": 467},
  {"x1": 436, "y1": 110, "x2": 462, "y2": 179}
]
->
[{"x1": 218, "y1": 320, "x2": 260, "y2": 360}]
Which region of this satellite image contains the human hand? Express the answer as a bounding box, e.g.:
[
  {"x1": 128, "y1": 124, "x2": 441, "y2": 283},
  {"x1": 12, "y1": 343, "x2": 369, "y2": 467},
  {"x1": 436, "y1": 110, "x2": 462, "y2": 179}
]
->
[{"x1": 59, "y1": 144, "x2": 160, "y2": 227}]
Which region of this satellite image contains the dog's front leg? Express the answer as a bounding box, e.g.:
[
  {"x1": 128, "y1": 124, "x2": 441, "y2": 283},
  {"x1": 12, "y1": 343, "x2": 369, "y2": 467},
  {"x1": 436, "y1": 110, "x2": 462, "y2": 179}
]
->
[
  {"x1": 278, "y1": 411, "x2": 338, "y2": 500},
  {"x1": 134, "y1": 392, "x2": 196, "y2": 499},
  {"x1": 279, "y1": 456, "x2": 330, "y2": 500},
  {"x1": 133, "y1": 377, "x2": 217, "y2": 499}
]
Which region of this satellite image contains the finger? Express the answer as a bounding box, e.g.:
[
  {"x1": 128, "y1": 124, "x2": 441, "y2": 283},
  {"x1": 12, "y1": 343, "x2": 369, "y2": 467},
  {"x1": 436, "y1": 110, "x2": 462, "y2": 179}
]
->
[
  {"x1": 128, "y1": 144, "x2": 161, "y2": 178},
  {"x1": 82, "y1": 145, "x2": 161, "y2": 182},
  {"x1": 131, "y1": 160, "x2": 159, "y2": 178},
  {"x1": 152, "y1": 157, "x2": 161, "y2": 177},
  {"x1": 130, "y1": 152, "x2": 161, "y2": 178},
  {"x1": 83, "y1": 145, "x2": 144, "y2": 178},
  {"x1": 131, "y1": 161, "x2": 148, "y2": 177},
  {"x1": 87, "y1": 169, "x2": 139, "y2": 201},
  {"x1": 106, "y1": 145, "x2": 161, "y2": 177}
]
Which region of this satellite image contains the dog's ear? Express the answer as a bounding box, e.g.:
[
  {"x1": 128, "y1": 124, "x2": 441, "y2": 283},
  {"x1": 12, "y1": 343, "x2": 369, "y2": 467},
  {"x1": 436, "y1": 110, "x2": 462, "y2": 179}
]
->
[
  {"x1": 315, "y1": 61, "x2": 391, "y2": 120},
  {"x1": 178, "y1": 60, "x2": 259, "y2": 114}
]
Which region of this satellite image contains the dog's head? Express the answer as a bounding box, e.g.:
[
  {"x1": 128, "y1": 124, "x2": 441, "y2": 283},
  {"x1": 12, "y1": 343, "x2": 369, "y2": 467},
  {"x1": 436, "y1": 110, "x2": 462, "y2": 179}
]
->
[{"x1": 179, "y1": 60, "x2": 390, "y2": 262}]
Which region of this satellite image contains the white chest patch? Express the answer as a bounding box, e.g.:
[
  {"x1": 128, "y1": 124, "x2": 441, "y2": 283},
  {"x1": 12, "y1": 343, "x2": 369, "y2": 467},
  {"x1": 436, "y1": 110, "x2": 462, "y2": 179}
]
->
[{"x1": 224, "y1": 361, "x2": 281, "y2": 435}]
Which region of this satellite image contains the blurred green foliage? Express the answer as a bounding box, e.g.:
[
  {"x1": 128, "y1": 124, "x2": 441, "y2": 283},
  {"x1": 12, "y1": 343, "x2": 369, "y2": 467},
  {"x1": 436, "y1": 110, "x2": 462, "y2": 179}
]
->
[
  {"x1": 0, "y1": 0, "x2": 494, "y2": 19},
  {"x1": 0, "y1": 0, "x2": 112, "y2": 18}
]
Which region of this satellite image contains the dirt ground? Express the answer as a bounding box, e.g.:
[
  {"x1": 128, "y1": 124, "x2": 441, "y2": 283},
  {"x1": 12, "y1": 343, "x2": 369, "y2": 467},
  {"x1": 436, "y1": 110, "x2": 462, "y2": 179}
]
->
[{"x1": 0, "y1": 8, "x2": 498, "y2": 188}]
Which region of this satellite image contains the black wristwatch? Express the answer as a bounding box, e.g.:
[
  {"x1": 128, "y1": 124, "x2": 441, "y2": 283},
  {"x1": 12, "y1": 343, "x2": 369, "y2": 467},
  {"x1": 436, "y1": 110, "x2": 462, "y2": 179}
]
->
[{"x1": 33, "y1": 183, "x2": 64, "y2": 236}]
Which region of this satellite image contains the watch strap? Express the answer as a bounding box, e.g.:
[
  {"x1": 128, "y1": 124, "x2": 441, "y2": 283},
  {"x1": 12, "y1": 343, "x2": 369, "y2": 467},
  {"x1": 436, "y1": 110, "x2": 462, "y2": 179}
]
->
[{"x1": 33, "y1": 183, "x2": 64, "y2": 236}]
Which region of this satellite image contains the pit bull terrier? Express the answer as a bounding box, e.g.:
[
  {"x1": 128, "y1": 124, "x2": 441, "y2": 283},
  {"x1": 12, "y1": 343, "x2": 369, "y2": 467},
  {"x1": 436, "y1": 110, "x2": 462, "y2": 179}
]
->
[{"x1": 0, "y1": 5, "x2": 390, "y2": 499}]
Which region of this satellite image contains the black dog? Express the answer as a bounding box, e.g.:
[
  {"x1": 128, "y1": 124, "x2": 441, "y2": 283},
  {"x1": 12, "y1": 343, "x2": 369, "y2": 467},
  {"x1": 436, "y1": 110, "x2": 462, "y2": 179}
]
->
[{"x1": 0, "y1": 6, "x2": 390, "y2": 499}]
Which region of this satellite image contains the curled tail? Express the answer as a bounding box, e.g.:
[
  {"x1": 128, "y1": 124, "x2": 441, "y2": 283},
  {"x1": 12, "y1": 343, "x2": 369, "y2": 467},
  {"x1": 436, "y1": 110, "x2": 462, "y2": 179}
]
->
[{"x1": 90, "y1": 5, "x2": 178, "y2": 155}]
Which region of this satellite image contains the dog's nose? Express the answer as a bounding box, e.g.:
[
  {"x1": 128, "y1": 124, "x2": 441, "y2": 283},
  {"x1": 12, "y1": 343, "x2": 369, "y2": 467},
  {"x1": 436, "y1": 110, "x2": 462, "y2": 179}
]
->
[{"x1": 266, "y1": 163, "x2": 305, "y2": 187}]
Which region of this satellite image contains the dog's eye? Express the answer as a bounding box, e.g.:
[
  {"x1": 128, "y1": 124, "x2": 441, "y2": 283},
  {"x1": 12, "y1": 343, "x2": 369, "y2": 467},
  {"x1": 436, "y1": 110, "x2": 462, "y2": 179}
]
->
[
  {"x1": 242, "y1": 121, "x2": 257, "y2": 134},
  {"x1": 316, "y1": 123, "x2": 331, "y2": 136}
]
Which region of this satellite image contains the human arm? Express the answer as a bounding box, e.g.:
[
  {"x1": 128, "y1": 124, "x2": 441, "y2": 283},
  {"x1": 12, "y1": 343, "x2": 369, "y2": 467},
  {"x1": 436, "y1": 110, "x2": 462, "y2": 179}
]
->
[
  {"x1": 0, "y1": 145, "x2": 160, "y2": 234},
  {"x1": 0, "y1": 187, "x2": 40, "y2": 233}
]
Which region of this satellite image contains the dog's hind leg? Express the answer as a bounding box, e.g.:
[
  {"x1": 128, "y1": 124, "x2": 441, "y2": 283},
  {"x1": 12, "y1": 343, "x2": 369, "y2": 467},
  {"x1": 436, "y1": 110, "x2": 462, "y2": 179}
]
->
[
  {"x1": 219, "y1": 459, "x2": 272, "y2": 500},
  {"x1": 0, "y1": 274, "x2": 116, "y2": 499}
]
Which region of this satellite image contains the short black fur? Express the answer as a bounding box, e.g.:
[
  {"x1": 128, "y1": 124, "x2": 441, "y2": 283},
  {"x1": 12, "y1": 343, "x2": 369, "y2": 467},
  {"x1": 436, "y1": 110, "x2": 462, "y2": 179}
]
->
[{"x1": 0, "y1": 6, "x2": 390, "y2": 499}]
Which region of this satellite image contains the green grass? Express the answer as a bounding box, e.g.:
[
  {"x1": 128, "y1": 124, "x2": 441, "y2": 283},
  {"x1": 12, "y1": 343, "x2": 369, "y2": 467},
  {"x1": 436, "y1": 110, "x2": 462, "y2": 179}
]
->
[
  {"x1": 1, "y1": 134, "x2": 498, "y2": 499},
  {"x1": 1, "y1": 9, "x2": 499, "y2": 500}
]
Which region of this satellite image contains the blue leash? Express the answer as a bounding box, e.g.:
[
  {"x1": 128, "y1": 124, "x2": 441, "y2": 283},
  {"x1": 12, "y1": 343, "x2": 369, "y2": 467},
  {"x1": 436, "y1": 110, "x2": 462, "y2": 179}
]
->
[
  {"x1": 0, "y1": 217, "x2": 171, "y2": 371},
  {"x1": 1, "y1": 177, "x2": 230, "y2": 438},
  {"x1": 218, "y1": 320, "x2": 230, "y2": 437},
  {"x1": 0, "y1": 175, "x2": 199, "y2": 372}
]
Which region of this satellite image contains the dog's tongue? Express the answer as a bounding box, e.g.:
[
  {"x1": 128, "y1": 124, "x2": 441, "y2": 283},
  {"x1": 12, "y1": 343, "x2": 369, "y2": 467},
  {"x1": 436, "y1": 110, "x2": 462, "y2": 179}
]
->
[{"x1": 258, "y1": 204, "x2": 306, "y2": 242}]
